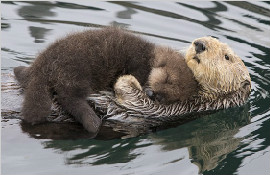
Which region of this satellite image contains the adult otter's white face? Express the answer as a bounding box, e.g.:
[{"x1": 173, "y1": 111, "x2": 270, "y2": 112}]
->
[{"x1": 185, "y1": 37, "x2": 251, "y2": 100}]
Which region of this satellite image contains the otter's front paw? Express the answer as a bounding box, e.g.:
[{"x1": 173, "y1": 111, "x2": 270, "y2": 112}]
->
[
  {"x1": 115, "y1": 75, "x2": 142, "y2": 91},
  {"x1": 114, "y1": 75, "x2": 143, "y2": 102}
]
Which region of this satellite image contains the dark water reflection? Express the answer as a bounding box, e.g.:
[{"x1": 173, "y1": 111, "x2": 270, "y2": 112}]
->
[
  {"x1": 40, "y1": 105, "x2": 250, "y2": 172},
  {"x1": 2, "y1": 1, "x2": 270, "y2": 175}
]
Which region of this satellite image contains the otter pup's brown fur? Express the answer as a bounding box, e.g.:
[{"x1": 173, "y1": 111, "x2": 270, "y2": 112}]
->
[
  {"x1": 14, "y1": 27, "x2": 155, "y2": 135},
  {"x1": 148, "y1": 46, "x2": 198, "y2": 104},
  {"x1": 14, "y1": 27, "x2": 197, "y2": 135}
]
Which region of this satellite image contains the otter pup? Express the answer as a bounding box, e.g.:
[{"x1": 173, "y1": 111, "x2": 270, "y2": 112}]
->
[
  {"x1": 88, "y1": 37, "x2": 251, "y2": 121},
  {"x1": 14, "y1": 27, "x2": 197, "y2": 135},
  {"x1": 147, "y1": 46, "x2": 198, "y2": 104}
]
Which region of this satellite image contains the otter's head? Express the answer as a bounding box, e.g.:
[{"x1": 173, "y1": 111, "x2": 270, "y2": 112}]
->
[{"x1": 185, "y1": 37, "x2": 251, "y2": 101}]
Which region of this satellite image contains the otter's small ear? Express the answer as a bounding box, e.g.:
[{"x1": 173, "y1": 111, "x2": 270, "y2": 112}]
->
[{"x1": 241, "y1": 80, "x2": 251, "y2": 91}]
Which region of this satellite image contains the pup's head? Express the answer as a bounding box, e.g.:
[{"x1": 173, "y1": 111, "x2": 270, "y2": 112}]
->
[{"x1": 185, "y1": 37, "x2": 251, "y2": 100}]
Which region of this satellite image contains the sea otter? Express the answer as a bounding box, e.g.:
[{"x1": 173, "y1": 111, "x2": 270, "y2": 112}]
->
[
  {"x1": 13, "y1": 27, "x2": 197, "y2": 135},
  {"x1": 88, "y1": 36, "x2": 251, "y2": 121},
  {"x1": 14, "y1": 27, "x2": 251, "y2": 135}
]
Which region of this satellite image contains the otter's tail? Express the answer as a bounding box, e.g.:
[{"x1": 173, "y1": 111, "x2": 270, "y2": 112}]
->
[
  {"x1": 14, "y1": 66, "x2": 30, "y2": 88},
  {"x1": 22, "y1": 76, "x2": 52, "y2": 124}
]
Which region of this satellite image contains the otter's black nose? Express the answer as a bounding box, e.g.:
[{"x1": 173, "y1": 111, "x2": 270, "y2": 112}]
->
[{"x1": 194, "y1": 41, "x2": 206, "y2": 54}]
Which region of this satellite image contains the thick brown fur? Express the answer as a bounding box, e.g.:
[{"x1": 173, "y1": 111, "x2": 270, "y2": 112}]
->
[
  {"x1": 14, "y1": 27, "x2": 200, "y2": 135},
  {"x1": 14, "y1": 27, "x2": 157, "y2": 135},
  {"x1": 148, "y1": 46, "x2": 198, "y2": 104}
]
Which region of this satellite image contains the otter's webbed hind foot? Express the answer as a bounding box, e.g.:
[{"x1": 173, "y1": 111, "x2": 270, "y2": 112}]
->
[{"x1": 56, "y1": 95, "x2": 102, "y2": 136}]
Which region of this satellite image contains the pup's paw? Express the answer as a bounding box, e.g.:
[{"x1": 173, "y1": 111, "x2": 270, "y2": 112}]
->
[
  {"x1": 114, "y1": 75, "x2": 142, "y2": 103},
  {"x1": 114, "y1": 75, "x2": 142, "y2": 91}
]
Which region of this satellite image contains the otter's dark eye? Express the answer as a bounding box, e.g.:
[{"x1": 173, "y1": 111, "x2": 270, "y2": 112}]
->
[{"x1": 225, "y1": 54, "x2": 229, "y2": 60}]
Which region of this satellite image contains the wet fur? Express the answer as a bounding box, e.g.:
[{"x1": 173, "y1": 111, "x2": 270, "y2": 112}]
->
[
  {"x1": 87, "y1": 37, "x2": 251, "y2": 124},
  {"x1": 149, "y1": 46, "x2": 198, "y2": 104},
  {"x1": 14, "y1": 27, "x2": 156, "y2": 135},
  {"x1": 185, "y1": 37, "x2": 251, "y2": 100},
  {"x1": 14, "y1": 27, "x2": 199, "y2": 135}
]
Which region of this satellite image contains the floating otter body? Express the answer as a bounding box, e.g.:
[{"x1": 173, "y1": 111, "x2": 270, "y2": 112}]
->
[
  {"x1": 14, "y1": 27, "x2": 251, "y2": 135},
  {"x1": 14, "y1": 27, "x2": 199, "y2": 135},
  {"x1": 88, "y1": 37, "x2": 251, "y2": 122}
]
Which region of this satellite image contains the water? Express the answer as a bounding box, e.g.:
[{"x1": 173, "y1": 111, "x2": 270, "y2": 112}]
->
[{"x1": 1, "y1": 1, "x2": 270, "y2": 175}]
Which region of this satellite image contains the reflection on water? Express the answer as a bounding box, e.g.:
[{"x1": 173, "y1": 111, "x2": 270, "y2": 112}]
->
[
  {"x1": 1, "y1": 1, "x2": 270, "y2": 175},
  {"x1": 111, "y1": 1, "x2": 231, "y2": 32},
  {"x1": 17, "y1": 2, "x2": 55, "y2": 43},
  {"x1": 178, "y1": 2, "x2": 227, "y2": 26},
  {"x1": 27, "y1": 104, "x2": 250, "y2": 173},
  {"x1": 116, "y1": 6, "x2": 137, "y2": 19},
  {"x1": 17, "y1": 1, "x2": 56, "y2": 18},
  {"x1": 28, "y1": 26, "x2": 52, "y2": 43}
]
